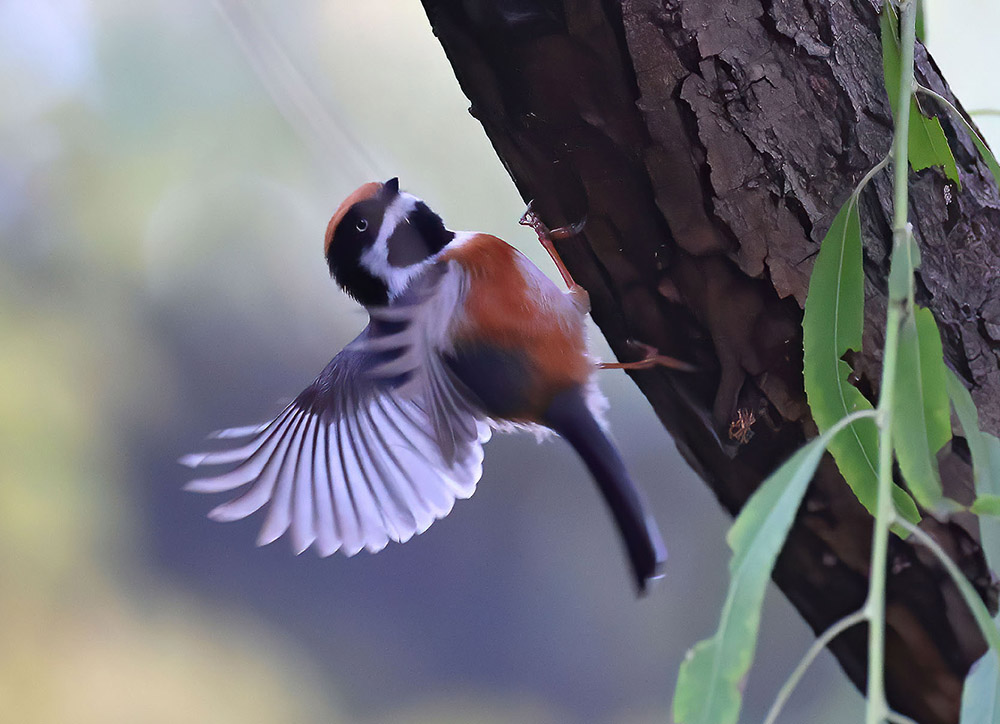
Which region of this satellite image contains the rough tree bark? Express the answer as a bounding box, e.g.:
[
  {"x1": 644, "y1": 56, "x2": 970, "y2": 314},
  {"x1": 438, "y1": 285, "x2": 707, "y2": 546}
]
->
[{"x1": 419, "y1": 0, "x2": 1000, "y2": 721}]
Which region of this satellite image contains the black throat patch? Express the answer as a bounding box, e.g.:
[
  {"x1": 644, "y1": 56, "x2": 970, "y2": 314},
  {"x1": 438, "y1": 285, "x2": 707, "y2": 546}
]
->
[{"x1": 386, "y1": 201, "x2": 454, "y2": 267}]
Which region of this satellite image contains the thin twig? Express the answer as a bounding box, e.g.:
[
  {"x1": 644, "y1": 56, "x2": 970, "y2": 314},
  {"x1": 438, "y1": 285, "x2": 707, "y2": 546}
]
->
[
  {"x1": 865, "y1": 2, "x2": 918, "y2": 723},
  {"x1": 895, "y1": 517, "x2": 1000, "y2": 652},
  {"x1": 762, "y1": 610, "x2": 867, "y2": 724},
  {"x1": 850, "y1": 155, "x2": 891, "y2": 205},
  {"x1": 915, "y1": 84, "x2": 998, "y2": 153}
]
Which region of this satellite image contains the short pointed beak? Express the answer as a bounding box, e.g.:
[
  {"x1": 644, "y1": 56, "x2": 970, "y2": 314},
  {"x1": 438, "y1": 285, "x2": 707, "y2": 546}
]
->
[{"x1": 383, "y1": 177, "x2": 399, "y2": 195}]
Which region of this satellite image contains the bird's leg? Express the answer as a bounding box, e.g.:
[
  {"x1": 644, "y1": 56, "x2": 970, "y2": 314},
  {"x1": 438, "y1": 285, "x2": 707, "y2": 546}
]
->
[
  {"x1": 519, "y1": 203, "x2": 590, "y2": 310},
  {"x1": 598, "y1": 341, "x2": 696, "y2": 372},
  {"x1": 519, "y1": 203, "x2": 694, "y2": 373}
]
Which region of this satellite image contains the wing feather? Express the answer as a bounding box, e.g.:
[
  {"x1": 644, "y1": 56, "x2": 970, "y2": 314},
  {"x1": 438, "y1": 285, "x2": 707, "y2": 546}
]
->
[
  {"x1": 345, "y1": 404, "x2": 414, "y2": 542},
  {"x1": 183, "y1": 406, "x2": 296, "y2": 491},
  {"x1": 256, "y1": 410, "x2": 310, "y2": 546},
  {"x1": 183, "y1": 262, "x2": 490, "y2": 557},
  {"x1": 325, "y1": 416, "x2": 364, "y2": 556},
  {"x1": 311, "y1": 415, "x2": 340, "y2": 556},
  {"x1": 207, "y1": 409, "x2": 301, "y2": 522},
  {"x1": 209, "y1": 423, "x2": 270, "y2": 440},
  {"x1": 290, "y1": 415, "x2": 320, "y2": 554},
  {"x1": 381, "y1": 398, "x2": 455, "y2": 515},
  {"x1": 335, "y1": 410, "x2": 387, "y2": 553},
  {"x1": 364, "y1": 399, "x2": 436, "y2": 532},
  {"x1": 340, "y1": 396, "x2": 394, "y2": 547}
]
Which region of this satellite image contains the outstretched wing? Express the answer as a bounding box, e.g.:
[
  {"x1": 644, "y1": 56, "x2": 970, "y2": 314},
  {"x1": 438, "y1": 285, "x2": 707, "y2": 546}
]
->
[{"x1": 181, "y1": 263, "x2": 492, "y2": 556}]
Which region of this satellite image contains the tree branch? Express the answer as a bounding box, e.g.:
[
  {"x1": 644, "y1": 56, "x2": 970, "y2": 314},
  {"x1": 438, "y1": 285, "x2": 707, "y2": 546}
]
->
[{"x1": 419, "y1": 1, "x2": 1000, "y2": 721}]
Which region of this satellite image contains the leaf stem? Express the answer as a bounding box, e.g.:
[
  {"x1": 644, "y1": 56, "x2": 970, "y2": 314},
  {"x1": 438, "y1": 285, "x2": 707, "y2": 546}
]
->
[
  {"x1": 894, "y1": 517, "x2": 1000, "y2": 653},
  {"x1": 914, "y1": 84, "x2": 992, "y2": 147},
  {"x1": 865, "y1": 302, "x2": 902, "y2": 724},
  {"x1": 762, "y1": 609, "x2": 866, "y2": 724},
  {"x1": 756, "y1": 410, "x2": 878, "y2": 723},
  {"x1": 866, "y1": 2, "x2": 918, "y2": 723},
  {"x1": 851, "y1": 155, "x2": 891, "y2": 206},
  {"x1": 891, "y1": 4, "x2": 916, "y2": 238}
]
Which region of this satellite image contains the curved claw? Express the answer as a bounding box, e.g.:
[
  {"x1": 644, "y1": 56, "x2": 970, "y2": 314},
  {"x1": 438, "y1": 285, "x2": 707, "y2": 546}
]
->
[
  {"x1": 549, "y1": 216, "x2": 587, "y2": 240},
  {"x1": 519, "y1": 201, "x2": 587, "y2": 290},
  {"x1": 519, "y1": 201, "x2": 586, "y2": 240}
]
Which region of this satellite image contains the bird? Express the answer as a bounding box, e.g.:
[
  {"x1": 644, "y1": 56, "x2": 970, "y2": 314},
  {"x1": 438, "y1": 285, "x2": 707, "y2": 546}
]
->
[{"x1": 181, "y1": 177, "x2": 670, "y2": 592}]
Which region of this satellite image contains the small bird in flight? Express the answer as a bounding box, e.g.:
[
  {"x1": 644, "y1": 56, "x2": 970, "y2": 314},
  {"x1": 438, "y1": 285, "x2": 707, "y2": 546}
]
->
[{"x1": 182, "y1": 178, "x2": 679, "y2": 592}]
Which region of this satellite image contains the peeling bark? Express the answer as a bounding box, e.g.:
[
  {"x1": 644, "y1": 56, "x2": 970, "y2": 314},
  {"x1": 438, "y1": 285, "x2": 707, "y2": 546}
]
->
[{"x1": 419, "y1": 0, "x2": 1000, "y2": 721}]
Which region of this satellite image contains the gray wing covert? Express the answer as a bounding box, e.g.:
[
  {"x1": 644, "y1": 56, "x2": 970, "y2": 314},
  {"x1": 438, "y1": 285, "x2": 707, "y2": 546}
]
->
[{"x1": 181, "y1": 263, "x2": 491, "y2": 556}]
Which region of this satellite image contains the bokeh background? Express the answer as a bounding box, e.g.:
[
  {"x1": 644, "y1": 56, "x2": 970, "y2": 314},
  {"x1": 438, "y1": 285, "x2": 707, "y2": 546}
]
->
[{"x1": 2, "y1": 1, "x2": 997, "y2": 722}]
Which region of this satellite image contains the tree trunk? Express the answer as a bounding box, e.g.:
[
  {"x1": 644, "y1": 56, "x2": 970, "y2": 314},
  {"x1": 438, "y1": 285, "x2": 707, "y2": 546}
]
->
[{"x1": 419, "y1": 0, "x2": 1000, "y2": 721}]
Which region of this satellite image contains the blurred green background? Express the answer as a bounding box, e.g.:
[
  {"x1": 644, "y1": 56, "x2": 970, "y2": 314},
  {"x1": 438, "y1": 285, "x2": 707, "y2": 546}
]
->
[{"x1": 1, "y1": 1, "x2": 996, "y2": 722}]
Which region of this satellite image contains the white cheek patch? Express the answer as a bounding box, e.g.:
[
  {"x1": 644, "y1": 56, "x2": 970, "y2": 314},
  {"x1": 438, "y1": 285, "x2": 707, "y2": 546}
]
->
[{"x1": 361, "y1": 192, "x2": 424, "y2": 299}]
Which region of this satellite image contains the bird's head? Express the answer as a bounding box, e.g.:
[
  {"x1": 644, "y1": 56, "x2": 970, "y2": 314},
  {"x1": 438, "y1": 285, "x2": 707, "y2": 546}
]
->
[{"x1": 324, "y1": 178, "x2": 454, "y2": 307}]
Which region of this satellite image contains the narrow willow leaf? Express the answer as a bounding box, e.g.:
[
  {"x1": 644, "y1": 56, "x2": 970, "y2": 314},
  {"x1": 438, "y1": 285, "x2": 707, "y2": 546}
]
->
[
  {"x1": 803, "y1": 199, "x2": 920, "y2": 522},
  {"x1": 970, "y1": 131, "x2": 1000, "y2": 191},
  {"x1": 673, "y1": 419, "x2": 866, "y2": 724},
  {"x1": 961, "y1": 649, "x2": 1000, "y2": 724},
  {"x1": 986, "y1": 435, "x2": 1000, "y2": 497},
  {"x1": 971, "y1": 495, "x2": 1000, "y2": 518},
  {"x1": 908, "y1": 108, "x2": 961, "y2": 186},
  {"x1": 904, "y1": 519, "x2": 1000, "y2": 724},
  {"x1": 913, "y1": 86, "x2": 1000, "y2": 196},
  {"x1": 902, "y1": 519, "x2": 1000, "y2": 724},
  {"x1": 914, "y1": 0, "x2": 926, "y2": 42},
  {"x1": 945, "y1": 369, "x2": 1000, "y2": 565},
  {"x1": 892, "y1": 308, "x2": 947, "y2": 508},
  {"x1": 880, "y1": 6, "x2": 961, "y2": 185},
  {"x1": 916, "y1": 309, "x2": 952, "y2": 451},
  {"x1": 946, "y1": 369, "x2": 1000, "y2": 498},
  {"x1": 881, "y1": 4, "x2": 901, "y2": 107}
]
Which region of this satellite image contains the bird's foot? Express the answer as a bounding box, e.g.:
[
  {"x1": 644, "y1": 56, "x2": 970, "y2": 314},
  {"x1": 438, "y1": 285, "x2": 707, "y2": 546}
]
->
[
  {"x1": 598, "y1": 340, "x2": 696, "y2": 373},
  {"x1": 519, "y1": 202, "x2": 587, "y2": 290}
]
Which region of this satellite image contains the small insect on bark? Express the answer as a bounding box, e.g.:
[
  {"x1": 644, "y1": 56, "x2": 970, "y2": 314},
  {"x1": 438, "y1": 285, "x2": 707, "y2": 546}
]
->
[{"x1": 728, "y1": 407, "x2": 756, "y2": 445}]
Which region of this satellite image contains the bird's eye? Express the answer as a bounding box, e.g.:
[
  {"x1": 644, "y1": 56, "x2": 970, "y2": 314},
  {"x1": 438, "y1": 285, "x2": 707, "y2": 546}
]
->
[{"x1": 356, "y1": 218, "x2": 368, "y2": 232}]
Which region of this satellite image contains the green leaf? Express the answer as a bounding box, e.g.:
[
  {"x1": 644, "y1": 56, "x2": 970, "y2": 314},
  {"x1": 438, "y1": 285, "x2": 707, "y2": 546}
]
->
[
  {"x1": 970, "y1": 129, "x2": 1000, "y2": 191},
  {"x1": 971, "y1": 495, "x2": 1000, "y2": 518},
  {"x1": 912, "y1": 86, "x2": 999, "y2": 194},
  {"x1": 908, "y1": 107, "x2": 961, "y2": 186},
  {"x1": 881, "y1": 4, "x2": 902, "y2": 111},
  {"x1": 803, "y1": 198, "x2": 920, "y2": 523},
  {"x1": 673, "y1": 418, "x2": 867, "y2": 724},
  {"x1": 900, "y1": 518, "x2": 1000, "y2": 724},
  {"x1": 961, "y1": 649, "x2": 1000, "y2": 724},
  {"x1": 916, "y1": 309, "x2": 952, "y2": 451},
  {"x1": 945, "y1": 370, "x2": 1000, "y2": 564},
  {"x1": 880, "y1": 5, "x2": 961, "y2": 186},
  {"x1": 915, "y1": 0, "x2": 926, "y2": 42},
  {"x1": 891, "y1": 306, "x2": 950, "y2": 508},
  {"x1": 946, "y1": 369, "x2": 1000, "y2": 498}
]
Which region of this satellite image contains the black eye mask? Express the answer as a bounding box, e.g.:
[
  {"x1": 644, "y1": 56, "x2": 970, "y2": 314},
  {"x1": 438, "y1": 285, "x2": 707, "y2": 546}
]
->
[{"x1": 327, "y1": 202, "x2": 391, "y2": 307}]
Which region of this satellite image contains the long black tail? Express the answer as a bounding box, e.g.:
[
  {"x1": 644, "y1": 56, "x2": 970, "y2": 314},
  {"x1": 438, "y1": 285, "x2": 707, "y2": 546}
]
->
[{"x1": 542, "y1": 387, "x2": 667, "y2": 593}]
